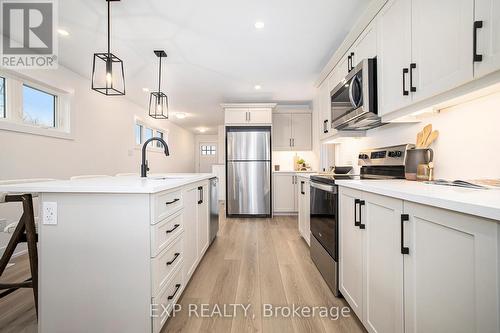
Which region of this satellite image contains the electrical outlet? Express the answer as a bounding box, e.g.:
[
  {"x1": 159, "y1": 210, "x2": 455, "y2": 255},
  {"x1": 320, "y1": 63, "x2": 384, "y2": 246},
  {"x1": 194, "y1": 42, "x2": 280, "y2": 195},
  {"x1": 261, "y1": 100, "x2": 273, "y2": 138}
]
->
[{"x1": 42, "y1": 202, "x2": 57, "y2": 225}]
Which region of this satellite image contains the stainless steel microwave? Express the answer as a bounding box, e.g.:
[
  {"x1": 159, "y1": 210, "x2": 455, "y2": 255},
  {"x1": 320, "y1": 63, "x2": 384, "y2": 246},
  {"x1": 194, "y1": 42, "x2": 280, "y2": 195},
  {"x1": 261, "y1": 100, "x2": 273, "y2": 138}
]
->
[{"x1": 330, "y1": 58, "x2": 383, "y2": 131}]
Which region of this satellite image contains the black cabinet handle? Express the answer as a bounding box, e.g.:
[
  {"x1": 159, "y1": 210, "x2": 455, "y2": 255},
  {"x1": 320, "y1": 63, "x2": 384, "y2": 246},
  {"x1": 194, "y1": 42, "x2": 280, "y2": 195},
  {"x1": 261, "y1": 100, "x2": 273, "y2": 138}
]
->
[
  {"x1": 401, "y1": 214, "x2": 410, "y2": 254},
  {"x1": 197, "y1": 186, "x2": 203, "y2": 204},
  {"x1": 300, "y1": 181, "x2": 305, "y2": 195},
  {"x1": 354, "y1": 199, "x2": 360, "y2": 227},
  {"x1": 402, "y1": 68, "x2": 409, "y2": 96},
  {"x1": 166, "y1": 252, "x2": 180, "y2": 266},
  {"x1": 358, "y1": 200, "x2": 366, "y2": 229},
  {"x1": 349, "y1": 52, "x2": 355, "y2": 71},
  {"x1": 167, "y1": 283, "x2": 181, "y2": 300},
  {"x1": 165, "y1": 198, "x2": 180, "y2": 205},
  {"x1": 347, "y1": 55, "x2": 352, "y2": 72},
  {"x1": 323, "y1": 120, "x2": 329, "y2": 133},
  {"x1": 166, "y1": 224, "x2": 180, "y2": 234},
  {"x1": 410, "y1": 63, "x2": 417, "y2": 92},
  {"x1": 474, "y1": 21, "x2": 483, "y2": 62}
]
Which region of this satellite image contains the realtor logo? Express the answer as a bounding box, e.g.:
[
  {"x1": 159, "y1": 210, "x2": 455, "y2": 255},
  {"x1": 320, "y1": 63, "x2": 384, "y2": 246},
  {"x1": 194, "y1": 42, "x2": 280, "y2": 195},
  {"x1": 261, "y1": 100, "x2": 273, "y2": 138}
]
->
[{"x1": 1, "y1": 0, "x2": 58, "y2": 68}]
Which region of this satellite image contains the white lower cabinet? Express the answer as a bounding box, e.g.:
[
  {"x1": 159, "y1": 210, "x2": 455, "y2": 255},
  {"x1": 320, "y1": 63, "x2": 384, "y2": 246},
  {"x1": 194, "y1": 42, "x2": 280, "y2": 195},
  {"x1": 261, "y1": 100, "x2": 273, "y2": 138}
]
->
[
  {"x1": 297, "y1": 177, "x2": 310, "y2": 245},
  {"x1": 273, "y1": 173, "x2": 298, "y2": 213},
  {"x1": 339, "y1": 186, "x2": 500, "y2": 333}
]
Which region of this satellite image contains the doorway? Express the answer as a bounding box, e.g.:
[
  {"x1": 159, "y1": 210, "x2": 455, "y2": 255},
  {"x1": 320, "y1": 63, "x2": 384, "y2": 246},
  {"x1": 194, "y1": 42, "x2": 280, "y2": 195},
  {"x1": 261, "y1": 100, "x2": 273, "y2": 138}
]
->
[{"x1": 198, "y1": 142, "x2": 218, "y2": 173}]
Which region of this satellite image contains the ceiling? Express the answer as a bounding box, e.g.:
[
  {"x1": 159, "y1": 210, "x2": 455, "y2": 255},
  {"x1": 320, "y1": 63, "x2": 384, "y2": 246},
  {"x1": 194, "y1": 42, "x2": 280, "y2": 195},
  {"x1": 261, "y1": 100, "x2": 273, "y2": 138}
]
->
[{"x1": 58, "y1": 0, "x2": 370, "y2": 134}]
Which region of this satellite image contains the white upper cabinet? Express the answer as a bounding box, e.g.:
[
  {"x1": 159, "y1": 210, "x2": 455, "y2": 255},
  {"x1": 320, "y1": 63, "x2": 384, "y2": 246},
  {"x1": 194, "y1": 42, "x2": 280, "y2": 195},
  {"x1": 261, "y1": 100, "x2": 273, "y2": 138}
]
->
[
  {"x1": 352, "y1": 23, "x2": 377, "y2": 66},
  {"x1": 224, "y1": 108, "x2": 249, "y2": 124},
  {"x1": 319, "y1": 82, "x2": 332, "y2": 139},
  {"x1": 377, "y1": 0, "x2": 412, "y2": 116},
  {"x1": 290, "y1": 113, "x2": 312, "y2": 150},
  {"x1": 272, "y1": 113, "x2": 292, "y2": 150},
  {"x1": 248, "y1": 108, "x2": 273, "y2": 124},
  {"x1": 474, "y1": 0, "x2": 500, "y2": 78},
  {"x1": 223, "y1": 104, "x2": 275, "y2": 125},
  {"x1": 411, "y1": 0, "x2": 474, "y2": 103}
]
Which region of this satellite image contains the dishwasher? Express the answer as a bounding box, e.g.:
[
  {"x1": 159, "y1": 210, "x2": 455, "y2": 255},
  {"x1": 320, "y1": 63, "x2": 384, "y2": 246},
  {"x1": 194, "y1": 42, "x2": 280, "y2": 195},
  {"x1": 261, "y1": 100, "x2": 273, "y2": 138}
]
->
[{"x1": 209, "y1": 177, "x2": 219, "y2": 244}]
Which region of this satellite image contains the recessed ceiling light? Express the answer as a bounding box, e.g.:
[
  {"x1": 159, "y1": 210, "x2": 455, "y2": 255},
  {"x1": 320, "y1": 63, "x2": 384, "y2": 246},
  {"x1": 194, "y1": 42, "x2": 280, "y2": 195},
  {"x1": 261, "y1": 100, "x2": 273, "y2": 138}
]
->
[
  {"x1": 254, "y1": 21, "x2": 265, "y2": 29},
  {"x1": 254, "y1": 84, "x2": 262, "y2": 90},
  {"x1": 57, "y1": 29, "x2": 69, "y2": 36},
  {"x1": 198, "y1": 127, "x2": 207, "y2": 133},
  {"x1": 175, "y1": 112, "x2": 186, "y2": 119},
  {"x1": 142, "y1": 88, "x2": 150, "y2": 92}
]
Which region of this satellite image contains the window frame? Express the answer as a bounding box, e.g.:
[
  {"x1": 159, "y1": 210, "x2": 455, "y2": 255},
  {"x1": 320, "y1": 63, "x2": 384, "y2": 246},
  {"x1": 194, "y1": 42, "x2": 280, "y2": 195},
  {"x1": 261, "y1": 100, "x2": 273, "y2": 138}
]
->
[
  {"x1": 0, "y1": 76, "x2": 6, "y2": 119},
  {"x1": 134, "y1": 117, "x2": 168, "y2": 153},
  {"x1": 22, "y1": 83, "x2": 57, "y2": 128},
  {"x1": 0, "y1": 69, "x2": 73, "y2": 139}
]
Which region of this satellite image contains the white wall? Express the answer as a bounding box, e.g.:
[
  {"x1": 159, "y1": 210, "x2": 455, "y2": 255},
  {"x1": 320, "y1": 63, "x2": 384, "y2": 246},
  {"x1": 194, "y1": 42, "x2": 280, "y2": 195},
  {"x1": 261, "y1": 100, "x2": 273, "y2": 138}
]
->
[
  {"x1": 334, "y1": 92, "x2": 500, "y2": 179},
  {"x1": 0, "y1": 65, "x2": 196, "y2": 255}
]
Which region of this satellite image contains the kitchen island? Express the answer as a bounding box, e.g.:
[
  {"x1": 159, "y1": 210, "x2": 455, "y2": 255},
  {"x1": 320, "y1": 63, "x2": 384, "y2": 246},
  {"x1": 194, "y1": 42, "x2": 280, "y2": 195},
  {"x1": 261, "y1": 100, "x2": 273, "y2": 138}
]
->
[{"x1": 0, "y1": 174, "x2": 215, "y2": 333}]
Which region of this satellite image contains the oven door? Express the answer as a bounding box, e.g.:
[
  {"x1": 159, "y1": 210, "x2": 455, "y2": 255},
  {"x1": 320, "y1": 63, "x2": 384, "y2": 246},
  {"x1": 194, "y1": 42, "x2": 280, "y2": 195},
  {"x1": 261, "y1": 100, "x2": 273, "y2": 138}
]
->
[{"x1": 309, "y1": 181, "x2": 338, "y2": 261}]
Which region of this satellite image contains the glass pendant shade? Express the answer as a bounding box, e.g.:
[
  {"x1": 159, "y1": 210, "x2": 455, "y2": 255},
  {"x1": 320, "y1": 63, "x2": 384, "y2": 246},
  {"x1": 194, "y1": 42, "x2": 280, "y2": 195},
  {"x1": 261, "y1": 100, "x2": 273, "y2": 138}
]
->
[
  {"x1": 148, "y1": 50, "x2": 169, "y2": 119},
  {"x1": 91, "y1": 0, "x2": 125, "y2": 96}
]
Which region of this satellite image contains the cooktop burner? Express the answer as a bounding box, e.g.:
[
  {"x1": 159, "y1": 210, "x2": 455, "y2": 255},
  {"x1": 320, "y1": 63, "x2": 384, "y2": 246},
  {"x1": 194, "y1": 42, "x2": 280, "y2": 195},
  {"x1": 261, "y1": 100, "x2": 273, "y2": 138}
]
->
[{"x1": 310, "y1": 174, "x2": 358, "y2": 185}]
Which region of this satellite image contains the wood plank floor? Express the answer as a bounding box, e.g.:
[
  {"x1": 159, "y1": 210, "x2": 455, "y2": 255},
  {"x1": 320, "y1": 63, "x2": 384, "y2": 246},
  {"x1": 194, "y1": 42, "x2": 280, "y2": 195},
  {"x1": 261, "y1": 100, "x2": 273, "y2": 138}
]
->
[
  {"x1": 0, "y1": 203, "x2": 365, "y2": 333},
  {"x1": 162, "y1": 204, "x2": 365, "y2": 333}
]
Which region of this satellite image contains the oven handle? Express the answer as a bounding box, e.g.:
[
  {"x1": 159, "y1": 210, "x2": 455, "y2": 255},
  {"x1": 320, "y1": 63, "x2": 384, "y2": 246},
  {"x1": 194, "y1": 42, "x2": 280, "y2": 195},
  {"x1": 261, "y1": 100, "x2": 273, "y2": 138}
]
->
[{"x1": 310, "y1": 181, "x2": 337, "y2": 193}]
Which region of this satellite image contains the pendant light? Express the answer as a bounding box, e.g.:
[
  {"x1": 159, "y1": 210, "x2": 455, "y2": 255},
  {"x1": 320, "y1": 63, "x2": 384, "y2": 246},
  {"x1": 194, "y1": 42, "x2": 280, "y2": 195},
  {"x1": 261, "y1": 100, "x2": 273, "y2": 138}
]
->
[
  {"x1": 149, "y1": 50, "x2": 169, "y2": 119},
  {"x1": 91, "y1": 0, "x2": 125, "y2": 96}
]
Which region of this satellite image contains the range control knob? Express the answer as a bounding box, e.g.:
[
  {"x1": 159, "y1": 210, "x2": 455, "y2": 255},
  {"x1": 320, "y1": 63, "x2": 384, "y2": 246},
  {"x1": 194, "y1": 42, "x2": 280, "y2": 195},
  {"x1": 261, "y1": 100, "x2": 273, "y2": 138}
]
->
[
  {"x1": 358, "y1": 154, "x2": 369, "y2": 159},
  {"x1": 388, "y1": 151, "x2": 396, "y2": 158},
  {"x1": 396, "y1": 151, "x2": 402, "y2": 157}
]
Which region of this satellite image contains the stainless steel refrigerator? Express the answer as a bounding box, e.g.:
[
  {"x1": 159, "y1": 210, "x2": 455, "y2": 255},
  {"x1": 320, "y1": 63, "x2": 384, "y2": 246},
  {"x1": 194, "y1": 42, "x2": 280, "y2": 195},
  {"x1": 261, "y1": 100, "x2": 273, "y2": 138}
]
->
[{"x1": 226, "y1": 127, "x2": 271, "y2": 217}]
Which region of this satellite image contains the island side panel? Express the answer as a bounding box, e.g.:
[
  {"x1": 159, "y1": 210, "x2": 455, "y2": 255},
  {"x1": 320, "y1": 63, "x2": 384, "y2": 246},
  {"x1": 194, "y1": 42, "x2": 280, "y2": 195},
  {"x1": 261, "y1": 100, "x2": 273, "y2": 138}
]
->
[{"x1": 38, "y1": 193, "x2": 152, "y2": 333}]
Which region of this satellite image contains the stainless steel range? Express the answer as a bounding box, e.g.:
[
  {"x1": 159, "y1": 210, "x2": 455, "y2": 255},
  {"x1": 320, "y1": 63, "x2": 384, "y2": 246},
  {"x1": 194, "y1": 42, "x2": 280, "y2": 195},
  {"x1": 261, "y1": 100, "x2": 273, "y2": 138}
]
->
[{"x1": 309, "y1": 144, "x2": 414, "y2": 297}]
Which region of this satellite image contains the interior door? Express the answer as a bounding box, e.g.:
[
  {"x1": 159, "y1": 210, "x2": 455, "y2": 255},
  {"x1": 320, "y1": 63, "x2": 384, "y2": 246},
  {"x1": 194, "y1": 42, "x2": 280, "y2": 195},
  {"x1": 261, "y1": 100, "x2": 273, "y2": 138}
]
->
[
  {"x1": 377, "y1": 0, "x2": 412, "y2": 116},
  {"x1": 272, "y1": 113, "x2": 292, "y2": 150},
  {"x1": 411, "y1": 0, "x2": 474, "y2": 103},
  {"x1": 363, "y1": 193, "x2": 404, "y2": 333},
  {"x1": 198, "y1": 142, "x2": 218, "y2": 173},
  {"x1": 291, "y1": 114, "x2": 312, "y2": 150},
  {"x1": 474, "y1": 0, "x2": 500, "y2": 78},
  {"x1": 338, "y1": 188, "x2": 364, "y2": 319}
]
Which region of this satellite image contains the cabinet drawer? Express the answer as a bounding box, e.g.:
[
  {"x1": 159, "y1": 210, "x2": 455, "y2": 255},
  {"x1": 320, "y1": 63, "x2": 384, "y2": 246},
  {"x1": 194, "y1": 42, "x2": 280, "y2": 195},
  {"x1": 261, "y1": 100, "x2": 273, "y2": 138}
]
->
[
  {"x1": 152, "y1": 267, "x2": 183, "y2": 333},
  {"x1": 152, "y1": 234, "x2": 183, "y2": 296},
  {"x1": 151, "y1": 210, "x2": 183, "y2": 257},
  {"x1": 154, "y1": 189, "x2": 183, "y2": 223}
]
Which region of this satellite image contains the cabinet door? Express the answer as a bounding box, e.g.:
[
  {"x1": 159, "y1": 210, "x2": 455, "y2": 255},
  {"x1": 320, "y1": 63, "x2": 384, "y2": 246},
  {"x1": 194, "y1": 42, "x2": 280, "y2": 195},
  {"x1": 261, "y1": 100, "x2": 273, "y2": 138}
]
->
[
  {"x1": 403, "y1": 202, "x2": 499, "y2": 333},
  {"x1": 272, "y1": 174, "x2": 296, "y2": 213},
  {"x1": 363, "y1": 193, "x2": 404, "y2": 333},
  {"x1": 319, "y1": 82, "x2": 332, "y2": 140},
  {"x1": 303, "y1": 179, "x2": 310, "y2": 246},
  {"x1": 411, "y1": 0, "x2": 474, "y2": 103},
  {"x1": 197, "y1": 184, "x2": 209, "y2": 257},
  {"x1": 298, "y1": 179, "x2": 305, "y2": 238},
  {"x1": 224, "y1": 108, "x2": 249, "y2": 124},
  {"x1": 377, "y1": 0, "x2": 412, "y2": 116},
  {"x1": 352, "y1": 23, "x2": 377, "y2": 66},
  {"x1": 248, "y1": 108, "x2": 272, "y2": 124},
  {"x1": 291, "y1": 114, "x2": 312, "y2": 150},
  {"x1": 183, "y1": 187, "x2": 199, "y2": 281},
  {"x1": 338, "y1": 187, "x2": 364, "y2": 318},
  {"x1": 272, "y1": 113, "x2": 292, "y2": 150},
  {"x1": 475, "y1": 0, "x2": 500, "y2": 78}
]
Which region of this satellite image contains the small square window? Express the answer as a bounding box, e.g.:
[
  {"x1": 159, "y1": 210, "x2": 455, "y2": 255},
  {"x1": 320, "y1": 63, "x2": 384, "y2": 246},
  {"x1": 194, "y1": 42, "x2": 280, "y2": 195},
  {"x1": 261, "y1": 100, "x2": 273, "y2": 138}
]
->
[
  {"x1": 22, "y1": 84, "x2": 56, "y2": 127},
  {"x1": 0, "y1": 77, "x2": 5, "y2": 118},
  {"x1": 135, "y1": 124, "x2": 143, "y2": 145},
  {"x1": 156, "y1": 131, "x2": 164, "y2": 148}
]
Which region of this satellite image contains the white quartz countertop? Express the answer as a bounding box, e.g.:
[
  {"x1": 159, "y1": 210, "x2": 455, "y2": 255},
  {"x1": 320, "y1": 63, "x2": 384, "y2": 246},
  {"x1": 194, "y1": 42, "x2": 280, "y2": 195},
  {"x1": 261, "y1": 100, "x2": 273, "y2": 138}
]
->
[
  {"x1": 336, "y1": 179, "x2": 500, "y2": 221},
  {"x1": 0, "y1": 173, "x2": 216, "y2": 194},
  {"x1": 273, "y1": 170, "x2": 317, "y2": 174}
]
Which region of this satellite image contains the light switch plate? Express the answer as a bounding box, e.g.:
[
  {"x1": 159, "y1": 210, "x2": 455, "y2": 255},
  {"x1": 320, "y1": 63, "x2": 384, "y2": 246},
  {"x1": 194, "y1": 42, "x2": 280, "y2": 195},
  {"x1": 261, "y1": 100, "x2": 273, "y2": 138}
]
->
[{"x1": 42, "y1": 202, "x2": 57, "y2": 225}]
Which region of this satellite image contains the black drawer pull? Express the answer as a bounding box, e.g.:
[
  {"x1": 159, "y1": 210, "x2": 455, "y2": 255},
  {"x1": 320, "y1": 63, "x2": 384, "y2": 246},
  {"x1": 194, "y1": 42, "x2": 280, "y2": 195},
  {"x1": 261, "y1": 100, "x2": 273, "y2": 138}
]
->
[
  {"x1": 166, "y1": 253, "x2": 180, "y2": 266},
  {"x1": 197, "y1": 186, "x2": 203, "y2": 204},
  {"x1": 323, "y1": 120, "x2": 329, "y2": 134},
  {"x1": 474, "y1": 21, "x2": 483, "y2": 62},
  {"x1": 167, "y1": 283, "x2": 181, "y2": 300},
  {"x1": 402, "y1": 68, "x2": 409, "y2": 96},
  {"x1": 358, "y1": 200, "x2": 366, "y2": 229},
  {"x1": 165, "y1": 198, "x2": 180, "y2": 205},
  {"x1": 410, "y1": 63, "x2": 417, "y2": 92},
  {"x1": 300, "y1": 181, "x2": 305, "y2": 195},
  {"x1": 401, "y1": 214, "x2": 409, "y2": 254},
  {"x1": 354, "y1": 199, "x2": 360, "y2": 227},
  {"x1": 166, "y1": 224, "x2": 180, "y2": 234}
]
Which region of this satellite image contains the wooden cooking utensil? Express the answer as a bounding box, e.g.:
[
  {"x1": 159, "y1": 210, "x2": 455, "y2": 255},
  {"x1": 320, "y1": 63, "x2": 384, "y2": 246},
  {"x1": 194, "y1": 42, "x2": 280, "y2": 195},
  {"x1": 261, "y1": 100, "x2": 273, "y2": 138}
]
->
[
  {"x1": 416, "y1": 131, "x2": 423, "y2": 148},
  {"x1": 421, "y1": 124, "x2": 432, "y2": 147},
  {"x1": 424, "y1": 130, "x2": 439, "y2": 147}
]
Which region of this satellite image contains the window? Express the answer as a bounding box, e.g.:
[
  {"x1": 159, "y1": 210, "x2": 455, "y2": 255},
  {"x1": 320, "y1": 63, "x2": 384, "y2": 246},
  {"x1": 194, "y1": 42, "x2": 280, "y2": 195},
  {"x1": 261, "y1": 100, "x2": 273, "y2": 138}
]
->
[
  {"x1": 156, "y1": 131, "x2": 164, "y2": 148},
  {"x1": 22, "y1": 84, "x2": 56, "y2": 127},
  {"x1": 201, "y1": 145, "x2": 216, "y2": 155},
  {"x1": 145, "y1": 127, "x2": 153, "y2": 146},
  {"x1": 135, "y1": 123, "x2": 143, "y2": 145},
  {"x1": 0, "y1": 77, "x2": 5, "y2": 118}
]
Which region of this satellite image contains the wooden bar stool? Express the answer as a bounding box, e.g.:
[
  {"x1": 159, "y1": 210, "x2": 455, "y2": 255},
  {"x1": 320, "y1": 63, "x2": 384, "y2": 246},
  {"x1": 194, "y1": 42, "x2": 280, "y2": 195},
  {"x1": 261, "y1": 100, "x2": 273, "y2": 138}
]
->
[{"x1": 0, "y1": 193, "x2": 38, "y2": 317}]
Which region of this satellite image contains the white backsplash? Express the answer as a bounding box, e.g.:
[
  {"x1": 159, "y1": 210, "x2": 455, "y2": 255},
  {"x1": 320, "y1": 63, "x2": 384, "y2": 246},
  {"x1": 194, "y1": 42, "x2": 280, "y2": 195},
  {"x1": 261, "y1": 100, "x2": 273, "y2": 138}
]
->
[
  {"x1": 272, "y1": 151, "x2": 319, "y2": 171},
  {"x1": 333, "y1": 92, "x2": 500, "y2": 180}
]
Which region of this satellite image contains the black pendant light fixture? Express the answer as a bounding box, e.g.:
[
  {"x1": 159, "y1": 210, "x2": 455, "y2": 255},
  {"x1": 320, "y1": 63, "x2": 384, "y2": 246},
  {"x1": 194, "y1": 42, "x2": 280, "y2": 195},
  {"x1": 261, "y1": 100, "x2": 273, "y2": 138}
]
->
[
  {"x1": 91, "y1": 0, "x2": 125, "y2": 96},
  {"x1": 149, "y1": 50, "x2": 169, "y2": 119}
]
